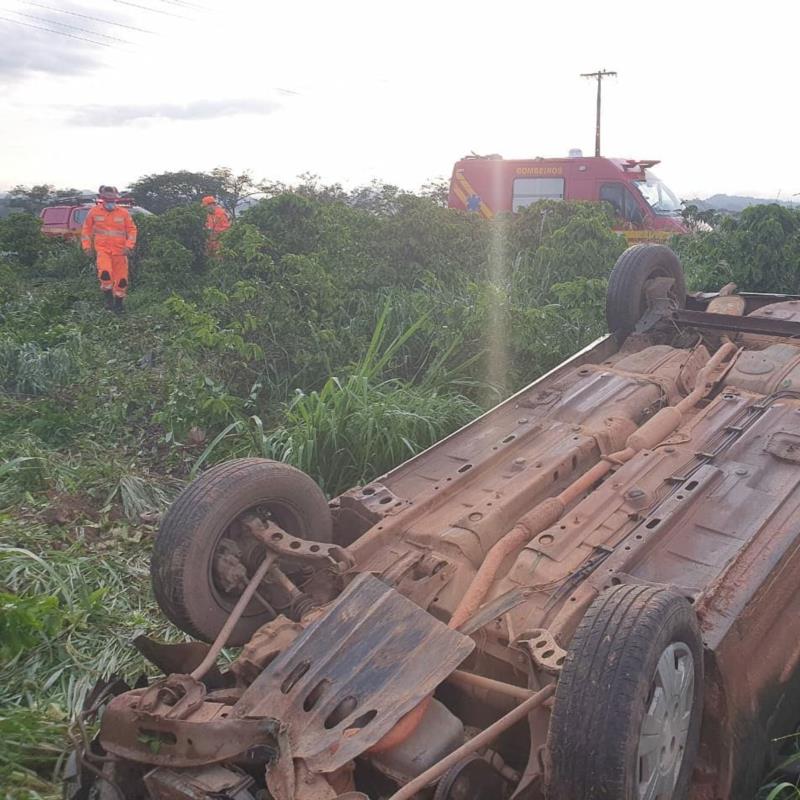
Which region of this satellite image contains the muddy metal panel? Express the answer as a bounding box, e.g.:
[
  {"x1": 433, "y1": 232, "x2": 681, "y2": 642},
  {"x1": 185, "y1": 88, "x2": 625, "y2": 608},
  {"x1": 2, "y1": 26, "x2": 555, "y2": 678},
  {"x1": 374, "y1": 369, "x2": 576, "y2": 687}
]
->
[
  {"x1": 234, "y1": 574, "x2": 473, "y2": 772},
  {"x1": 493, "y1": 393, "x2": 798, "y2": 621},
  {"x1": 636, "y1": 402, "x2": 800, "y2": 616},
  {"x1": 691, "y1": 400, "x2": 800, "y2": 796},
  {"x1": 372, "y1": 335, "x2": 619, "y2": 486},
  {"x1": 698, "y1": 525, "x2": 800, "y2": 798},
  {"x1": 330, "y1": 335, "x2": 619, "y2": 550},
  {"x1": 491, "y1": 388, "x2": 800, "y2": 798},
  {"x1": 478, "y1": 394, "x2": 742, "y2": 633},
  {"x1": 346, "y1": 344, "x2": 699, "y2": 582}
]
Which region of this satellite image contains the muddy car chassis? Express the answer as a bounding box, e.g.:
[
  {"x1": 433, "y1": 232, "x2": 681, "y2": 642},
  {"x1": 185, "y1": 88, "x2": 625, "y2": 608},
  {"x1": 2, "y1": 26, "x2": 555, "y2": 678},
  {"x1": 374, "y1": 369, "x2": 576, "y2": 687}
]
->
[{"x1": 68, "y1": 246, "x2": 800, "y2": 800}]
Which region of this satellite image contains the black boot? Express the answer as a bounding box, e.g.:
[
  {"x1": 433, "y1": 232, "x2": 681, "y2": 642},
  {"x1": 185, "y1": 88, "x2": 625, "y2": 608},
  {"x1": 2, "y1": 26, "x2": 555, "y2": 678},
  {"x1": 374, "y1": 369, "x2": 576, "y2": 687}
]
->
[
  {"x1": 103, "y1": 289, "x2": 113, "y2": 310},
  {"x1": 113, "y1": 296, "x2": 124, "y2": 315}
]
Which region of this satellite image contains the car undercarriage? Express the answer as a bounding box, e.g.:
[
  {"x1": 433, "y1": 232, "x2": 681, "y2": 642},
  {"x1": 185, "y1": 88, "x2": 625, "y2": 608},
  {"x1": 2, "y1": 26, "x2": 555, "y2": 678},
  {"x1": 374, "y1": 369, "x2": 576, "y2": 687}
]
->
[{"x1": 66, "y1": 245, "x2": 800, "y2": 800}]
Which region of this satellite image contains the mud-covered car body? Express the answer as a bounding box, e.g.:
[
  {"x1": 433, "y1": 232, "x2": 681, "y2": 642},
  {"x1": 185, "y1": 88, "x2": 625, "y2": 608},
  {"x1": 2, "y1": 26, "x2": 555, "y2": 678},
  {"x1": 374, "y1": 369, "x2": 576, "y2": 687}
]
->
[{"x1": 71, "y1": 247, "x2": 800, "y2": 800}]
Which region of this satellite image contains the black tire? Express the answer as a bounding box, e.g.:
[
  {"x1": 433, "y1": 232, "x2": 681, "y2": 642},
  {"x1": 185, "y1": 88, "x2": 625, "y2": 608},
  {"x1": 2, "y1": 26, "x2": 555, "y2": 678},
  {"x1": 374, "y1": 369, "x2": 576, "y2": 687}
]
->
[
  {"x1": 151, "y1": 458, "x2": 332, "y2": 645},
  {"x1": 606, "y1": 245, "x2": 686, "y2": 339},
  {"x1": 545, "y1": 584, "x2": 704, "y2": 800}
]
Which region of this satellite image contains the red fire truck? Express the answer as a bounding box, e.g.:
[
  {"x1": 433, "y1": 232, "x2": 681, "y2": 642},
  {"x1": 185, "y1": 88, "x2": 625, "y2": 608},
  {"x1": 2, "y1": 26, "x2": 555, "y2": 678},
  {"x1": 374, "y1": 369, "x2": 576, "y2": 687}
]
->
[{"x1": 448, "y1": 153, "x2": 688, "y2": 242}]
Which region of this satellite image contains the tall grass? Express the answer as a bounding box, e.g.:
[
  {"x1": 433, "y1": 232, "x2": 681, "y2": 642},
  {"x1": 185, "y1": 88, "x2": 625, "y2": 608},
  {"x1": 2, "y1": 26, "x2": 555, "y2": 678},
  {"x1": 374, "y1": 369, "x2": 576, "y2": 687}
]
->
[
  {"x1": 757, "y1": 742, "x2": 800, "y2": 800},
  {"x1": 0, "y1": 543, "x2": 181, "y2": 792},
  {"x1": 191, "y1": 305, "x2": 483, "y2": 495},
  {"x1": 760, "y1": 784, "x2": 800, "y2": 800},
  {"x1": 0, "y1": 544, "x2": 178, "y2": 707},
  {"x1": 264, "y1": 306, "x2": 482, "y2": 495},
  {"x1": 0, "y1": 336, "x2": 82, "y2": 396},
  {"x1": 266, "y1": 375, "x2": 479, "y2": 496}
]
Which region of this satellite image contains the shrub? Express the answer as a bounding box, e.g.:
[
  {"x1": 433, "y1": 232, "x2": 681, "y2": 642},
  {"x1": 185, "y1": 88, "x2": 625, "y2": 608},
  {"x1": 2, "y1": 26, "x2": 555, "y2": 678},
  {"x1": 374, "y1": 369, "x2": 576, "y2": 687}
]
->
[
  {"x1": 133, "y1": 204, "x2": 208, "y2": 282},
  {"x1": 0, "y1": 213, "x2": 46, "y2": 267},
  {"x1": 36, "y1": 240, "x2": 93, "y2": 280},
  {"x1": 241, "y1": 193, "x2": 322, "y2": 256},
  {"x1": 673, "y1": 204, "x2": 800, "y2": 293},
  {"x1": 0, "y1": 336, "x2": 82, "y2": 395}
]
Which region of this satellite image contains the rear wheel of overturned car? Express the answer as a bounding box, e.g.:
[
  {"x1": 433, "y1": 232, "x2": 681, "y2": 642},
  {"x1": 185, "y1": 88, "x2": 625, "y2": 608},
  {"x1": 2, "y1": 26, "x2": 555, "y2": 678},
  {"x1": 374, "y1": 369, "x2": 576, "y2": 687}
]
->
[
  {"x1": 545, "y1": 584, "x2": 703, "y2": 800},
  {"x1": 151, "y1": 458, "x2": 332, "y2": 645},
  {"x1": 606, "y1": 244, "x2": 686, "y2": 339}
]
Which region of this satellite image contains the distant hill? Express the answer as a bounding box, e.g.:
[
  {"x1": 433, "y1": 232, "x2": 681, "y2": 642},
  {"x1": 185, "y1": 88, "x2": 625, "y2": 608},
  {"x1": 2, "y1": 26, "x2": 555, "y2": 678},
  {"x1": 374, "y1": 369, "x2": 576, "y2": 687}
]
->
[{"x1": 687, "y1": 194, "x2": 798, "y2": 213}]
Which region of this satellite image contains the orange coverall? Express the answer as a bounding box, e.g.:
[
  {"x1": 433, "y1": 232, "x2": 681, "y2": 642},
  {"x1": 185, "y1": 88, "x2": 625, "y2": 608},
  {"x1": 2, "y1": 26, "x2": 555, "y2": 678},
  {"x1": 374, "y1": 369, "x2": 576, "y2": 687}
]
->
[
  {"x1": 205, "y1": 205, "x2": 230, "y2": 253},
  {"x1": 81, "y1": 205, "x2": 137, "y2": 298}
]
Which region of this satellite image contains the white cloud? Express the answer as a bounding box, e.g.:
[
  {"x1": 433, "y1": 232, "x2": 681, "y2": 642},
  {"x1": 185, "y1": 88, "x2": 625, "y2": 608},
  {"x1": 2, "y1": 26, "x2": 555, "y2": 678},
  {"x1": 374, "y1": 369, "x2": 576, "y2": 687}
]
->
[
  {"x1": 69, "y1": 97, "x2": 282, "y2": 126},
  {"x1": 0, "y1": 18, "x2": 99, "y2": 77}
]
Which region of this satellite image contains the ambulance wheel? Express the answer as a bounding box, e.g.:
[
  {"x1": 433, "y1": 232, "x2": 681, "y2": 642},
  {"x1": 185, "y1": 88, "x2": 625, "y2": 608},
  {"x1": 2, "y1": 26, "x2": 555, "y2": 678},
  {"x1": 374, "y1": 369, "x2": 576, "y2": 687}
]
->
[
  {"x1": 606, "y1": 244, "x2": 686, "y2": 339},
  {"x1": 545, "y1": 584, "x2": 703, "y2": 800},
  {"x1": 151, "y1": 458, "x2": 332, "y2": 644}
]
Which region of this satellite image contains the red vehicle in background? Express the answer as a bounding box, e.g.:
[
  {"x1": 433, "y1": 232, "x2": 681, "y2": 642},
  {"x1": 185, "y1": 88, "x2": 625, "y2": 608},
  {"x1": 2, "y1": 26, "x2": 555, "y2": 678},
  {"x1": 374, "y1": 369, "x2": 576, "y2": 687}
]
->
[
  {"x1": 40, "y1": 195, "x2": 150, "y2": 240},
  {"x1": 448, "y1": 152, "x2": 688, "y2": 242}
]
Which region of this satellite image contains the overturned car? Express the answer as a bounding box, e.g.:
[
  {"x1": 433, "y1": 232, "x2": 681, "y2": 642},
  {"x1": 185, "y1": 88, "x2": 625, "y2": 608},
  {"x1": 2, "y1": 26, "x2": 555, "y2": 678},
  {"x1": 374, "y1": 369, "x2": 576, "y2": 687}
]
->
[{"x1": 68, "y1": 245, "x2": 800, "y2": 800}]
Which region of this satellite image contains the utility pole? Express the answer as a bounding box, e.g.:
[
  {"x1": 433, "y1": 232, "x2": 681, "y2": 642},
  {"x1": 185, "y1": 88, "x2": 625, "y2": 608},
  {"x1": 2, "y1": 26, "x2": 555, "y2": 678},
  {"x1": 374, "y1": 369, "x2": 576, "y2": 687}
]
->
[{"x1": 581, "y1": 69, "x2": 617, "y2": 156}]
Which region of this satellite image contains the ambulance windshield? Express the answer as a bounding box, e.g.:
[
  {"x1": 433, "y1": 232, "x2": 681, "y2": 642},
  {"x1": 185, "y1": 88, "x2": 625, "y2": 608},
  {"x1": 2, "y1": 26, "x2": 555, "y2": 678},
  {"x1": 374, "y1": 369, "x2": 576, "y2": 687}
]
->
[{"x1": 635, "y1": 172, "x2": 682, "y2": 215}]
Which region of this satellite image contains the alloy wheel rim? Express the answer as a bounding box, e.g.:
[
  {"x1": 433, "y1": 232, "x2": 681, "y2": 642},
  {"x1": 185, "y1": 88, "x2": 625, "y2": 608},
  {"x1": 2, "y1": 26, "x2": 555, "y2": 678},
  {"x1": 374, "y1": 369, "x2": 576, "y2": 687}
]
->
[{"x1": 637, "y1": 642, "x2": 695, "y2": 800}]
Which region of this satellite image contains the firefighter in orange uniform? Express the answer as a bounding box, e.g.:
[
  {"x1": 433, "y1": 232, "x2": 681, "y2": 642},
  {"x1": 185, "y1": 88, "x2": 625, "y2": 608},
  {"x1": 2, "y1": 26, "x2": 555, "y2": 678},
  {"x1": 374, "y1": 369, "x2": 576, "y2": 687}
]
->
[
  {"x1": 202, "y1": 195, "x2": 230, "y2": 254},
  {"x1": 81, "y1": 186, "x2": 137, "y2": 313}
]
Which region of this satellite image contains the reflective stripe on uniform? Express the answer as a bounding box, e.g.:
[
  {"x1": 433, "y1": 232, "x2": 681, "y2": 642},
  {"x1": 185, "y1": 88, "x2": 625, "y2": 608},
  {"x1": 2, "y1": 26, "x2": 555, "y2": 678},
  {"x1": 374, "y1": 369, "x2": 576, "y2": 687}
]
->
[{"x1": 93, "y1": 230, "x2": 127, "y2": 237}]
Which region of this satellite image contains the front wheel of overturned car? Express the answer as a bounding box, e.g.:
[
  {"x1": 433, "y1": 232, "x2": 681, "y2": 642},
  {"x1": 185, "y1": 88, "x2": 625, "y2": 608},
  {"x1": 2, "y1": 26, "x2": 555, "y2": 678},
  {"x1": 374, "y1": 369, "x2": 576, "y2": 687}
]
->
[
  {"x1": 151, "y1": 458, "x2": 332, "y2": 645},
  {"x1": 545, "y1": 584, "x2": 703, "y2": 800}
]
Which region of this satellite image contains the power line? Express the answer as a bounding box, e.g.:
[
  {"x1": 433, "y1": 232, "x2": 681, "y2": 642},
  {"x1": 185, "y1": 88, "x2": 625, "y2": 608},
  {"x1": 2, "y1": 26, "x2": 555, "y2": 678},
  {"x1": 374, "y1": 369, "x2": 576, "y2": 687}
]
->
[
  {"x1": 154, "y1": 0, "x2": 208, "y2": 10},
  {"x1": 111, "y1": 0, "x2": 191, "y2": 19},
  {"x1": 0, "y1": 13, "x2": 111, "y2": 46},
  {"x1": 21, "y1": 0, "x2": 155, "y2": 34},
  {"x1": 6, "y1": 9, "x2": 131, "y2": 43}
]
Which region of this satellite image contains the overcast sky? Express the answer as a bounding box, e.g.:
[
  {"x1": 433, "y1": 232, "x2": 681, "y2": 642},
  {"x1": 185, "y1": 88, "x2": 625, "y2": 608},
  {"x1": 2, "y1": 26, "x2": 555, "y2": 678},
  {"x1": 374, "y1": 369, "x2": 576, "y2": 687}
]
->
[{"x1": 1, "y1": 1, "x2": 798, "y2": 200}]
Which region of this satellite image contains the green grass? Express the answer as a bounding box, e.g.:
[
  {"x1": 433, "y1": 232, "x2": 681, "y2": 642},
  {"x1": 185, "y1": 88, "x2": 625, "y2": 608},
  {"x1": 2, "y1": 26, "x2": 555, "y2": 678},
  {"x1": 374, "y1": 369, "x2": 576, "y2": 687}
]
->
[
  {"x1": 266, "y1": 374, "x2": 479, "y2": 496},
  {"x1": 187, "y1": 303, "x2": 483, "y2": 495},
  {"x1": 0, "y1": 534, "x2": 183, "y2": 796},
  {"x1": 262, "y1": 306, "x2": 481, "y2": 495},
  {"x1": 0, "y1": 336, "x2": 82, "y2": 396},
  {"x1": 761, "y1": 784, "x2": 800, "y2": 800},
  {"x1": 757, "y1": 742, "x2": 800, "y2": 799}
]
